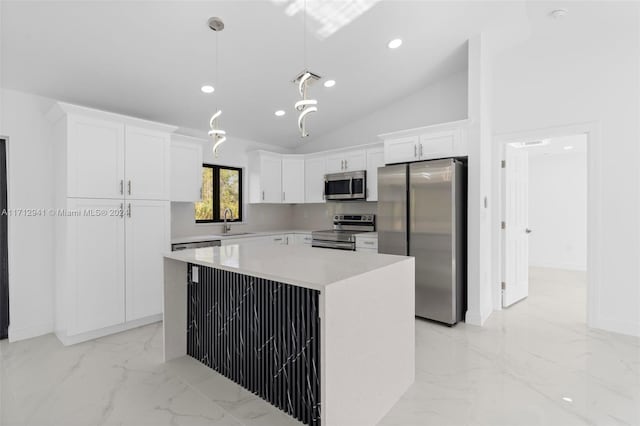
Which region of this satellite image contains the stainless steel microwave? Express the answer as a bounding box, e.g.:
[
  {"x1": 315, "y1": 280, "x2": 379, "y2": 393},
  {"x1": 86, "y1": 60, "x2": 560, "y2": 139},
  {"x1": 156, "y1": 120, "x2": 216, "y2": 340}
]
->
[{"x1": 324, "y1": 170, "x2": 367, "y2": 200}]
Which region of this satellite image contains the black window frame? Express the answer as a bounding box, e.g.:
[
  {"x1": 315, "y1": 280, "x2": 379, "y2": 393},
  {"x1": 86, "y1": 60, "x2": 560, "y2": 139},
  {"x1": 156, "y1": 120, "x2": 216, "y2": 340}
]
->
[{"x1": 196, "y1": 164, "x2": 243, "y2": 224}]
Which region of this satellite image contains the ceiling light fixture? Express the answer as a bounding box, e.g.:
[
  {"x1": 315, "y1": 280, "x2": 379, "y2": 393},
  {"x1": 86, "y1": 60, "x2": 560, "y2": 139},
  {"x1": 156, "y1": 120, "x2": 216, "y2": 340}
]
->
[
  {"x1": 207, "y1": 17, "x2": 226, "y2": 157},
  {"x1": 201, "y1": 85, "x2": 215, "y2": 94},
  {"x1": 292, "y1": 0, "x2": 319, "y2": 138},
  {"x1": 275, "y1": 110, "x2": 286, "y2": 117},
  {"x1": 562, "y1": 396, "x2": 573, "y2": 403},
  {"x1": 324, "y1": 79, "x2": 336, "y2": 88},
  {"x1": 388, "y1": 38, "x2": 403, "y2": 49}
]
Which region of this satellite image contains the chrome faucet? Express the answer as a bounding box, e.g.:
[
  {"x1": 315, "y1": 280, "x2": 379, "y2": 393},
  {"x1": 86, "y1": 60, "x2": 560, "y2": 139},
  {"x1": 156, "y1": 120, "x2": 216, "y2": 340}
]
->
[{"x1": 223, "y1": 208, "x2": 233, "y2": 234}]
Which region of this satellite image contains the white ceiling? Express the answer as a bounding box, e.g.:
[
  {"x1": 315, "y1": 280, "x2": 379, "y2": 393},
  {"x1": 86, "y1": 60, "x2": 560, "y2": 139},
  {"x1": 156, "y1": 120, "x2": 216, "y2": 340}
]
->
[{"x1": 1, "y1": 0, "x2": 528, "y2": 147}]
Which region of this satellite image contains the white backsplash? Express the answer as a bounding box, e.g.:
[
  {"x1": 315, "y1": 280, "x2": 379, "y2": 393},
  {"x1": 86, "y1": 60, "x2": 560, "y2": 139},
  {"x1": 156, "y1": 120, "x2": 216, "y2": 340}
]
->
[{"x1": 291, "y1": 202, "x2": 377, "y2": 230}]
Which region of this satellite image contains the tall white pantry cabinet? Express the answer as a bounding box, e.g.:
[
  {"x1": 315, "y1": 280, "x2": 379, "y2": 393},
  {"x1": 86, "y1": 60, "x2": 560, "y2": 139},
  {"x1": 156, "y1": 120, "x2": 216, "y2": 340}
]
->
[{"x1": 48, "y1": 103, "x2": 175, "y2": 345}]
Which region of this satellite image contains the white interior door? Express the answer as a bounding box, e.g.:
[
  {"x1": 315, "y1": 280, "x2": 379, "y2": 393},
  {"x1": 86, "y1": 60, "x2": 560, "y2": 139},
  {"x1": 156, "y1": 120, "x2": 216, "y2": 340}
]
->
[
  {"x1": 503, "y1": 144, "x2": 530, "y2": 307},
  {"x1": 125, "y1": 200, "x2": 170, "y2": 321}
]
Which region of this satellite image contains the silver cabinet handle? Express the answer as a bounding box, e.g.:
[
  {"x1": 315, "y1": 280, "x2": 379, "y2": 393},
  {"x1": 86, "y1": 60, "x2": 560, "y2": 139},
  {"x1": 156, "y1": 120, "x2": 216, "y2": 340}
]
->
[
  {"x1": 341, "y1": 160, "x2": 344, "y2": 170},
  {"x1": 345, "y1": 159, "x2": 348, "y2": 170},
  {"x1": 127, "y1": 203, "x2": 131, "y2": 218},
  {"x1": 262, "y1": 190, "x2": 265, "y2": 201},
  {"x1": 414, "y1": 144, "x2": 417, "y2": 158},
  {"x1": 120, "y1": 180, "x2": 124, "y2": 195},
  {"x1": 274, "y1": 238, "x2": 283, "y2": 242},
  {"x1": 127, "y1": 180, "x2": 131, "y2": 195},
  {"x1": 364, "y1": 241, "x2": 375, "y2": 245},
  {"x1": 120, "y1": 203, "x2": 124, "y2": 218},
  {"x1": 419, "y1": 144, "x2": 423, "y2": 157}
]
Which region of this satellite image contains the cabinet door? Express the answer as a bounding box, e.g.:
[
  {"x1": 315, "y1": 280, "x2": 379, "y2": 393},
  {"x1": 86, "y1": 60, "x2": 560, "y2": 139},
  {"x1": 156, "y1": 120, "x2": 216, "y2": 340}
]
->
[
  {"x1": 419, "y1": 131, "x2": 455, "y2": 160},
  {"x1": 67, "y1": 198, "x2": 125, "y2": 335},
  {"x1": 125, "y1": 200, "x2": 170, "y2": 321},
  {"x1": 325, "y1": 155, "x2": 345, "y2": 174},
  {"x1": 304, "y1": 157, "x2": 326, "y2": 203},
  {"x1": 294, "y1": 234, "x2": 312, "y2": 245},
  {"x1": 170, "y1": 139, "x2": 203, "y2": 202},
  {"x1": 261, "y1": 154, "x2": 282, "y2": 203},
  {"x1": 366, "y1": 148, "x2": 385, "y2": 201},
  {"x1": 125, "y1": 126, "x2": 170, "y2": 200},
  {"x1": 343, "y1": 150, "x2": 366, "y2": 171},
  {"x1": 282, "y1": 157, "x2": 305, "y2": 203},
  {"x1": 384, "y1": 136, "x2": 419, "y2": 164},
  {"x1": 67, "y1": 115, "x2": 125, "y2": 199}
]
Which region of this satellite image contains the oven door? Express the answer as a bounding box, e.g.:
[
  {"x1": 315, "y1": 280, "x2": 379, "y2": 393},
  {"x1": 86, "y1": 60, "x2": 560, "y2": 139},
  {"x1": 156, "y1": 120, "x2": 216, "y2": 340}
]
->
[{"x1": 324, "y1": 171, "x2": 366, "y2": 200}]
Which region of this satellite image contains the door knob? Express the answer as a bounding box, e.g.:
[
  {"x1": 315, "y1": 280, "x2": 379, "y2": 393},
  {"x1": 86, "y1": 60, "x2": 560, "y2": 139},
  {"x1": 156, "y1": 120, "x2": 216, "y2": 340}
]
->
[{"x1": 525, "y1": 228, "x2": 532, "y2": 234}]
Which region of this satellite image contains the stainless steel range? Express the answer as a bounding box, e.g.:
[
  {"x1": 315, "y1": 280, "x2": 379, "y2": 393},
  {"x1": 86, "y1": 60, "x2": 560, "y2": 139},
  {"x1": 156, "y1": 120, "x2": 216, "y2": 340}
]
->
[{"x1": 312, "y1": 214, "x2": 376, "y2": 250}]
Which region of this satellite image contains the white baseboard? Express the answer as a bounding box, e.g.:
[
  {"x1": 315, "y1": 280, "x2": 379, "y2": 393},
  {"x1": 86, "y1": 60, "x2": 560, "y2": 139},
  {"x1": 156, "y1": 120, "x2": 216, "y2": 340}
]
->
[
  {"x1": 8, "y1": 321, "x2": 54, "y2": 342},
  {"x1": 56, "y1": 314, "x2": 162, "y2": 346},
  {"x1": 592, "y1": 315, "x2": 640, "y2": 338},
  {"x1": 465, "y1": 305, "x2": 493, "y2": 326}
]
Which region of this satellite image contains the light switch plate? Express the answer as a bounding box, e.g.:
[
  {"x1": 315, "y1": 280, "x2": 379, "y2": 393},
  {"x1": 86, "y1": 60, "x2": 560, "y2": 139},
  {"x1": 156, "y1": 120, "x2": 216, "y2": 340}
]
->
[{"x1": 192, "y1": 266, "x2": 199, "y2": 283}]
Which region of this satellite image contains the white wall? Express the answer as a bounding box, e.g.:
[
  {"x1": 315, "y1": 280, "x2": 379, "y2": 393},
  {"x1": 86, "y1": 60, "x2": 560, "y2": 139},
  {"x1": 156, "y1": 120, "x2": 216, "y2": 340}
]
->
[
  {"x1": 169, "y1": 134, "x2": 295, "y2": 239},
  {"x1": 492, "y1": 2, "x2": 640, "y2": 336},
  {"x1": 294, "y1": 70, "x2": 468, "y2": 154},
  {"x1": 0, "y1": 88, "x2": 56, "y2": 341},
  {"x1": 528, "y1": 143, "x2": 587, "y2": 271}
]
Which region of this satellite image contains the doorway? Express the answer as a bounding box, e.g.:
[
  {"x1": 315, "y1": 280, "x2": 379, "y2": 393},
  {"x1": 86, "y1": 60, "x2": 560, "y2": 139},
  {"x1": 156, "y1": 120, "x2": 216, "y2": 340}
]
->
[
  {"x1": 1, "y1": 138, "x2": 8, "y2": 339},
  {"x1": 501, "y1": 133, "x2": 588, "y2": 323}
]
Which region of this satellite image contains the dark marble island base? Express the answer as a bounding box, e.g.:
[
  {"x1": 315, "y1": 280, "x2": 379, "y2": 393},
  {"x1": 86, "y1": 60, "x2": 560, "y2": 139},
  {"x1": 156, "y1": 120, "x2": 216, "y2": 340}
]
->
[{"x1": 187, "y1": 265, "x2": 321, "y2": 425}]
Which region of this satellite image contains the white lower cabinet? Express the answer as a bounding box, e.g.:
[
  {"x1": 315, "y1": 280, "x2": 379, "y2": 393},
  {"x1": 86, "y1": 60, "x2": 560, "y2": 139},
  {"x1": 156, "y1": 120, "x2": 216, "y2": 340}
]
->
[
  {"x1": 355, "y1": 235, "x2": 378, "y2": 253},
  {"x1": 125, "y1": 200, "x2": 170, "y2": 321},
  {"x1": 57, "y1": 198, "x2": 169, "y2": 344},
  {"x1": 66, "y1": 198, "x2": 126, "y2": 335},
  {"x1": 293, "y1": 233, "x2": 312, "y2": 245}
]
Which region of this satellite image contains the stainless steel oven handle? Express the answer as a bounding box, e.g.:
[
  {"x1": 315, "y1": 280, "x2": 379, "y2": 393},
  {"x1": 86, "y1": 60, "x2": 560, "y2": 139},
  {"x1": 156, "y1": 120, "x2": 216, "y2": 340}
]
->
[{"x1": 312, "y1": 240, "x2": 355, "y2": 250}]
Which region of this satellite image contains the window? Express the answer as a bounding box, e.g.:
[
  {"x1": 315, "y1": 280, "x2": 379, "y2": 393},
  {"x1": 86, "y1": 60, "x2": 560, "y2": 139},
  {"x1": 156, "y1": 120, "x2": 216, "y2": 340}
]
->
[{"x1": 195, "y1": 164, "x2": 243, "y2": 223}]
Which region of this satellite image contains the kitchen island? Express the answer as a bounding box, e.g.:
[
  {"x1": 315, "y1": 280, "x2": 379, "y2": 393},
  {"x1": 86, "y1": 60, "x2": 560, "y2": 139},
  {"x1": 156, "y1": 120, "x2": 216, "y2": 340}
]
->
[{"x1": 163, "y1": 244, "x2": 415, "y2": 426}]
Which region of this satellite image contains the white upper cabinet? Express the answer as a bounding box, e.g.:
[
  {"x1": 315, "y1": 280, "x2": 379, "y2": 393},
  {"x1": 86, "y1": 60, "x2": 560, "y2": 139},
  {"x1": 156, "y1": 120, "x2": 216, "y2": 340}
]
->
[
  {"x1": 170, "y1": 138, "x2": 203, "y2": 202},
  {"x1": 325, "y1": 150, "x2": 366, "y2": 173},
  {"x1": 125, "y1": 126, "x2": 170, "y2": 200},
  {"x1": 67, "y1": 115, "x2": 125, "y2": 199},
  {"x1": 381, "y1": 120, "x2": 469, "y2": 164},
  {"x1": 248, "y1": 151, "x2": 282, "y2": 203},
  {"x1": 384, "y1": 136, "x2": 420, "y2": 164},
  {"x1": 124, "y1": 199, "x2": 170, "y2": 321},
  {"x1": 366, "y1": 147, "x2": 385, "y2": 201},
  {"x1": 55, "y1": 104, "x2": 175, "y2": 201},
  {"x1": 305, "y1": 156, "x2": 326, "y2": 203},
  {"x1": 281, "y1": 156, "x2": 305, "y2": 203}
]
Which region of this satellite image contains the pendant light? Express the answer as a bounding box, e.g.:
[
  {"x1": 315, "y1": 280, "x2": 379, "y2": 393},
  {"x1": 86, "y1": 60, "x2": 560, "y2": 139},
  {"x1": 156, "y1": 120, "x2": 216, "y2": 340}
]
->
[
  {"x1": 207, "y1": 17, "x2": 226, "y2": 157},
  {"x1": 293, "y1": 0, "x2": 319, "y2": 138}
]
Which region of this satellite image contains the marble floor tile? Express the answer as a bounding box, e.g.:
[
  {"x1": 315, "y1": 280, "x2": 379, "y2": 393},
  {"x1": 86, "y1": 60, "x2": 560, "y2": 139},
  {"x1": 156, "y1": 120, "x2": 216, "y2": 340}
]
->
[{"x1": 1, "y1": 267, "x2": 639, "y2": 426}]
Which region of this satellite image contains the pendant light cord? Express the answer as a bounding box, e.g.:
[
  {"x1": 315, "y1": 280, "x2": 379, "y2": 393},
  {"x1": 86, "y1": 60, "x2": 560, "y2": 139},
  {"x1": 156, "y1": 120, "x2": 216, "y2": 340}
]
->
[{"x1": 303, "y1": 0, "x2": 307, "y2": 70}]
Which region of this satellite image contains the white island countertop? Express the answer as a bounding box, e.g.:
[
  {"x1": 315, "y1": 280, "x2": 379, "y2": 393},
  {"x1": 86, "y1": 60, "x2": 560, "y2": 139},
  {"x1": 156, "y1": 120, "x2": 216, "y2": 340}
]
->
[{"x1": 164, "y1": 243, "x2": 410, "y2": 291}]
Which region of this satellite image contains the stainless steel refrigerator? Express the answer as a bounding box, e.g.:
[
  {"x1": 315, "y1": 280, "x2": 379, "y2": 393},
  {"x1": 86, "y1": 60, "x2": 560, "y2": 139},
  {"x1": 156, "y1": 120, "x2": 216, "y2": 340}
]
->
[{"x1": 378, "y1": 158, "x2": 466, "y2": 325}]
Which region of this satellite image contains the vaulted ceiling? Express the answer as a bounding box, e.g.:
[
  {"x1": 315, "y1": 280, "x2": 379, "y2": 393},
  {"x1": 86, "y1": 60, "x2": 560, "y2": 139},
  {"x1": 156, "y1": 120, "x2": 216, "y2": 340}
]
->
[{"x1": 1, "y1": 1, "x2": 528, "y2": 147}]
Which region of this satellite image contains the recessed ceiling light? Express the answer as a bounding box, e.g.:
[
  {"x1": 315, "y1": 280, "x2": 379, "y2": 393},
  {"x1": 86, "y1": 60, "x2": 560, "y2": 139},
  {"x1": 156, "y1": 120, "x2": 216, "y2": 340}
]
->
[
  {"x1": 275, "y1": 110, "x2": 286, "y2": 117},
  {"x1": 324, "y1": 79, "x2": 336, "y2": 88},
  {"x1": 562, "y1": 396, "x2": 573, "y2": 403},
  {"x1": 201, "y1": 85, "x2": 215, "y2": 94},
  {"x1": 564, "y1": 146, "x2": 574, "y2": 150},
  {"x1": 550, "y1": 8, "x2": 568, "y2": 19},
  {"x1": 388, "y1": 38, "x2": 403, "y2": 49}
]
